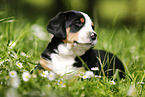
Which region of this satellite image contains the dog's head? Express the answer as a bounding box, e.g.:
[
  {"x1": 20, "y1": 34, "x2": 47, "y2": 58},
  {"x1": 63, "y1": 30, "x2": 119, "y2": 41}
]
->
[{"x1": 47, "y1": 10, "x2": 97, "y2": 53}]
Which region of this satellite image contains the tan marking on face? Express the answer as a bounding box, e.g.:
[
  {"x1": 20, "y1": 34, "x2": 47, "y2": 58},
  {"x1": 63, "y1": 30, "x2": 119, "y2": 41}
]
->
[
  {"x1": 80, "y1": 18, "x2": 84, "y2": 23},
  {"x1": 92, "y1": 22, "x2": 94, "y2": 26},
  {"x1": 39, "y1": 58, "x2": 52, "y2": 71},
  {"x1": 63, "y1": 27, "x2": 79, "y2": 44}
]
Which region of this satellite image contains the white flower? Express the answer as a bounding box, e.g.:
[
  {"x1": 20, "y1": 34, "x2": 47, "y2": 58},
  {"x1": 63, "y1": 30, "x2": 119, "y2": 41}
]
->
[
  {"x1": 81, "y1": 71, "x2": 94, "y2": 79},
  {"x1": 57, "y1": 79, "x2": 66, "y2": 87},
  {"x1": 7, "y1": 20, "x2": 14, "y2": 22},
  {"x1": 10, "y1": 54, "x2": 15, "y2": 58},
  {"x1": 57, "y1": 80, "x2": 63, "y2": 85},
  {"x1": 22, "y1": 71, "x2": 31, "y2": 82},
  {"x1": 91, "y1": 67, "x2": 99, "y2": 71},
  {"x1": 137, "y1": 82, "x2": 144, "y2": 85},
  {"x1": 47, "y1": 71, "x2": 56, "y2": 81},
  {"x1": 0, "y1": 61, "x2": 4, "y2": 66},
  {"x1": 9, "y1": 41, "x2": 16, "y2": 49},
  {"x1": 8, "y1": 77, "x2": 20, "y2": 88},
  {"x1": 0, "y1": 35, "x2": 3, "y2": 39},
  {"x1": 16, "y1": 62, "x2": 23, "y2": 69},
  {"x1": 5, "y1": 59, "x2": 10, "y2": 62},
  {"x1": 40, "y1": 71, "x2": 48, "y2": 78},
  {"x1": 32, "y1": 74, "x2": 37, "y2": 78},
  {"x1": 9, "y1": 71, "x2": 17, "y2": 78},
  {"x1": 21, "y1": 52, "x2": 26, "y2": 56},
  {"x1": 94, "y1": 75, "x2": 101, "y2": 78},
  {"x1": 82, "y1": 75, "x2": 89, "y2": 79},
  {"x1": 110, "y1": 80, "x2": 116, "y2": 85},
  {"x1": 85, "y1": 71, "x2": 94, "y2": 78},
  {"x1": 127, "y1": 84, "x2": 137, "y2": 96}
]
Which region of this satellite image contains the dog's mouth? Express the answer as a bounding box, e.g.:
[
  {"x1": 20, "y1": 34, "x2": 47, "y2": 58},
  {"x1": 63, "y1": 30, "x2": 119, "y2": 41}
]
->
[
  {"x1": 74, "y1": 41, "x2": 91, "y2": 44},
  {"x1": 74, "y1": 41, "x2": 93, "y2": 46}
]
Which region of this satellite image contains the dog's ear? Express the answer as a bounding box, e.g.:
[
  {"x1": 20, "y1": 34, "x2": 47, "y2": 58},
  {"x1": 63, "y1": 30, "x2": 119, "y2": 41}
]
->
[{"x1": 47, "y1": 12, "x2": 67, "y2": 39}]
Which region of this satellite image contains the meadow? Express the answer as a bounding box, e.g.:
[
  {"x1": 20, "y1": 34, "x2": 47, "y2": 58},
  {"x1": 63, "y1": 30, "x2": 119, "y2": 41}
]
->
[{"x1": 0, "y1": 17, "x2": 145, "y2": 97}]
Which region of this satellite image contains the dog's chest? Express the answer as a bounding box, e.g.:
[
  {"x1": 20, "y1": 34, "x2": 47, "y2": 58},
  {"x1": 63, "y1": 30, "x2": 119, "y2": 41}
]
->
[
  {"x1": 44, "y1": 43, "x2": 87, "y2": 76},
  {"x1": 50, "y1": 53, "x2": 76, "y2": 75}
]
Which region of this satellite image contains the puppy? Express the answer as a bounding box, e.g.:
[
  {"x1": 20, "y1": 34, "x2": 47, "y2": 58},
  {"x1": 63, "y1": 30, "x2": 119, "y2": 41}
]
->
[{"x1": 38, "y1": 10, "x2": 125, "y2": 78}]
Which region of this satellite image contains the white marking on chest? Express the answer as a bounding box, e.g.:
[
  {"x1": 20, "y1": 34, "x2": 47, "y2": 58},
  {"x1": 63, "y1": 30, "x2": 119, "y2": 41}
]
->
[
  {"x1": 49, "y1": 43, "x2": 77, "y2": 76},
  {"x1": 50, "y1": 53, "x2": 76, "y2": 75}
]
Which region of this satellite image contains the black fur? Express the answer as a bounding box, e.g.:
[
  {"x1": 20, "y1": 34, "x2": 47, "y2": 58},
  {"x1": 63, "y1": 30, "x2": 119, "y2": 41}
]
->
[
  {"x1": 47, "y1": 10, "x2": 85, "y2": 39},
  {"x1": 74, "y1": 49, "x2": 125, "y2": 78},
  {"x1": 41, "y1": 37, "x2": 63, "y2": 60}
]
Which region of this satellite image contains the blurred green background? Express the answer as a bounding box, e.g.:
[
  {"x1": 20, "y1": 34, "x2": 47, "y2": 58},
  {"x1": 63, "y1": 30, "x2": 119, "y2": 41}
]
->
[{"x1": 0, "y1": 0, "x2": 145, "y2": 27}]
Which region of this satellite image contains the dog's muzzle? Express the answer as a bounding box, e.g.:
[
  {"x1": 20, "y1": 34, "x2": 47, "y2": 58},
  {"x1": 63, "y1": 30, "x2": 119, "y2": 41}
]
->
[{"x1": 73, "y1": 32, "x2": 97, "y2": 47}]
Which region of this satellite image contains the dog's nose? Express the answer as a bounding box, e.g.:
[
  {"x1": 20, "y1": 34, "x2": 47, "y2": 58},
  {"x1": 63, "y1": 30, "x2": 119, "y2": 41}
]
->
[{"x1": 90, "y1": 32, "x2": 97, "y2": 40}]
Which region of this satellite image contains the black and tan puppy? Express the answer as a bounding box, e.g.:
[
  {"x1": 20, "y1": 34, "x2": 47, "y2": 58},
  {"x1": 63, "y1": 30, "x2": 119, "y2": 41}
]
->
[{"x1": 38, "y1": 10, "x2": 125, "y2": 78}]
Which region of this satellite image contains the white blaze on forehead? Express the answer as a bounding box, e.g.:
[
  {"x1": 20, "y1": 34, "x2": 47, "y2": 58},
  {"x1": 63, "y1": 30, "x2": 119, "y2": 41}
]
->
[
  {"x1": 80, "y1": 12, "x2": 93, "y2": 29},
  {"x1": 77, "y1": 12, "x2": 97, "y2": 44}
]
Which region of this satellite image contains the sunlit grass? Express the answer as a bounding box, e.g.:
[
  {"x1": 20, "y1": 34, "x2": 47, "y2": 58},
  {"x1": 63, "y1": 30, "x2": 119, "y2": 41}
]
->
[{"x1": 0, "y1": 17, "x2": 145, "y2": 97}]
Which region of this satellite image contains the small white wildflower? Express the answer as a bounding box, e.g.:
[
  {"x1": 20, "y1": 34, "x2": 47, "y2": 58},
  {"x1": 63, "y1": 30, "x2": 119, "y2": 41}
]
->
[
  {"x1": 81, "y1": 71, "x2": 94, "y2": 79},
  {"x1": 130, "y1": 46, "x2": 137, "y2": 53},
  {"x1": 85, "y1": 71, "x2": 94, "y2": 78},
  {"x1": 80, "y1": 92, "x2": 85, "y2": 97},
  {"x1": 0, "y1": 61, "x2": 4, "y2": 66},
  {"x1": 57, "y1": 79, "x2": 66, "y2": 87},
  {"x1": 7, "y1": 77, "x2": 20, "y2": 88},
  {"x1": 9, "y1": 71, "x2": 17, "y2": 78},
  {"x1": 9, "y1": 41, "x2": 16, "y2": 49},
  {"x1": 94, "y1": 75, "x2": 101, "y2": 78},
  {"x1": 47, "y1": 71, "x2": 56, "y2": 81},
  {"x1": 81, "y1": 87, "x2": 84, "y2": 90},
  {"x1": 21, "y1": 52, "x2": 26, "y2": 56},
  {"x1": 76, "y1": 92, "x2": 79, "y2": 95},
  {"x1": 127, "y1": 84, "x2": 137, "y2": 96},
  {"x1": 0, "y1": 35, "x2": 3, "y2": 39},
  {"x1": 32, "y1": 74, "x2": 37, "y2": 78},
  {"x1": 40, "y1": 71, "x2": 48, "y2": 78},
  {"x1": 10, "y1": 54, "x2": 15, "y2": 58},
  {"x1": 137, "y1": 82, "x2": 144, "y2": 85},
  {"x1": 61, "y1": 83, "x2": 66, "y2": 87},
  {"x1": 5, "y1": 59, "x2": 10, "y2": 62},
  {"x1": 7, "y1": 20, "x2": 14, "y2": 22},
  {"x1": 110, "y1": 80, "x2": 116, "y2": 85},
  {"x1": 16, "y1": 61, "x2": 23, "y2": 69},
  {"x1": 82, "y1": 75, "x2": 89, "y2": 79},
  {"x1": 57, "y1": 80, "x2": 63, "y2": 85},
  {"x1": 22, "y1": 71, "x2": 31, "y2": 82},
  {"x1": 91, "y1": 67, "x2": 99, "y2": 71}
]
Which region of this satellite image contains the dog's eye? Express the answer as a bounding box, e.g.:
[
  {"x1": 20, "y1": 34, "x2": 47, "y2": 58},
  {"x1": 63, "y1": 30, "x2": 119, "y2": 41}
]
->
[
  {"x1": 74, "y1": 20, "x2": 83, "y2": 27},
  {"x1": 69, "y1": 19, "x2": 84, "y2": 33}
]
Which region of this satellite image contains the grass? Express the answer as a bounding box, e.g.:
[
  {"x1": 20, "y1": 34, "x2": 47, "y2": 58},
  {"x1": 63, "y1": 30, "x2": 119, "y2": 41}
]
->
[{"x1": 0, "y1": 17, "x2": 145, "y2": 97}]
